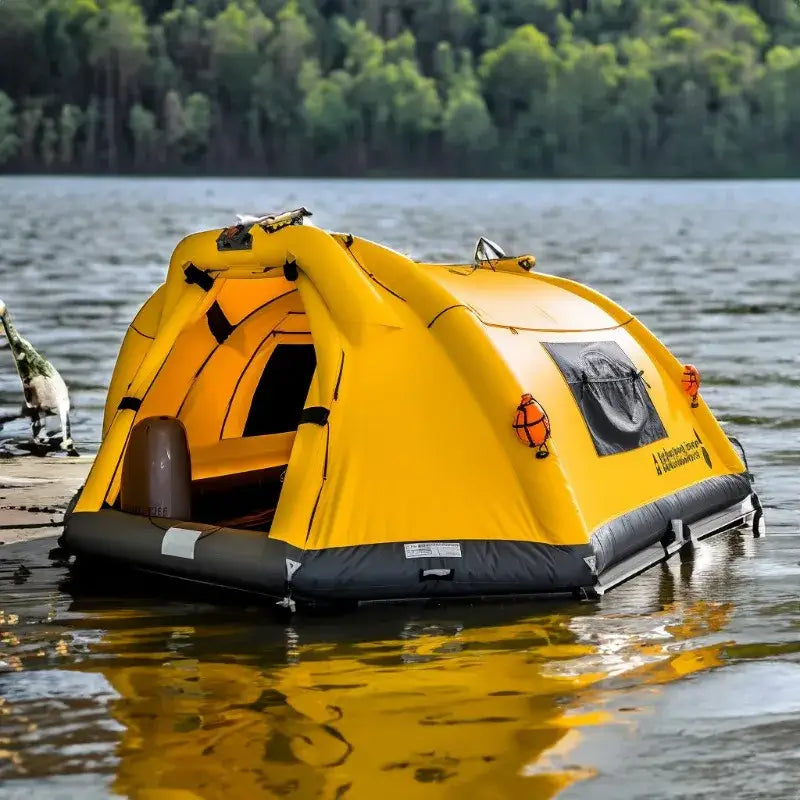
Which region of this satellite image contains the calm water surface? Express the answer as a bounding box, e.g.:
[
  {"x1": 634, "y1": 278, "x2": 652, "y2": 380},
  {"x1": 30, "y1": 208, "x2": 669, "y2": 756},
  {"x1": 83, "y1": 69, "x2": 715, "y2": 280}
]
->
[{"x1": 0, "y1": 178, "x2": 799, "y2": 799}]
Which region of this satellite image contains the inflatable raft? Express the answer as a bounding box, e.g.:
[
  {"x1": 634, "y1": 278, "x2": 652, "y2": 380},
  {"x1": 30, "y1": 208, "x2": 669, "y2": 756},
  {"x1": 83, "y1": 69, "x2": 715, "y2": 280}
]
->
[{"x1": 60, "y1": 209, "x2": 763, "y2": 606}]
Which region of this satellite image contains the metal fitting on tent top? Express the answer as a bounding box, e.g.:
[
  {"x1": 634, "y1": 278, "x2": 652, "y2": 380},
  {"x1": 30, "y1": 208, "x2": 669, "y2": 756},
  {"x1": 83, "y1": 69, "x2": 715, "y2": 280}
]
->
[
  {"x1": 517, "y1": 255, "x2": 536, "y2": 271},
  {"x1": 216, "y1": 208, "x2": 312, "y2": 251},
  {"x1": 471, "y1": 237, "x2": 537, "y2": 273},
  {"x1": 474, "y1": 236, "x2": 506, "y2": 266},
  {"x1": 257, "y1": 207, "x2": 311, "y2": 233},
  {"x1": 216, "y1": 223, "x2": 254, "y2": 251}
]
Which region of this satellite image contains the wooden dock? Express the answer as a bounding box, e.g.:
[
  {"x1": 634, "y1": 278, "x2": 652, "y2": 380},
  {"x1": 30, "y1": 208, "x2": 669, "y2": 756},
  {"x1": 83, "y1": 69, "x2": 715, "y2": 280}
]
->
[{"x1": 0, "y1": 456, "x2": 92, "y2": 546}]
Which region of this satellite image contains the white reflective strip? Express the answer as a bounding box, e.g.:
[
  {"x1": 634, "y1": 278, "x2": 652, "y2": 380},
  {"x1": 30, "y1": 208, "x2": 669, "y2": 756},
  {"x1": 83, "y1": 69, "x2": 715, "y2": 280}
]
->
[
  {"x1": 422, "y1": 568, "x2": 452, "y2": 578},
  {"x1": 404, "y1": 542, "x2": 462, "y2": 559},
  {"x1": 161, "y1": 527, "x2": 202, "y2": 559}
]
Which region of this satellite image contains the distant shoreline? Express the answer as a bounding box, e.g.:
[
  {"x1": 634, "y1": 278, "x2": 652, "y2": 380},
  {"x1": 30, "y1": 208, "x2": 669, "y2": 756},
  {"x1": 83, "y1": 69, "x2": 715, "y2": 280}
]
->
[{"x1": 2, "y1": 172, "x2": 800, "y2": 181}]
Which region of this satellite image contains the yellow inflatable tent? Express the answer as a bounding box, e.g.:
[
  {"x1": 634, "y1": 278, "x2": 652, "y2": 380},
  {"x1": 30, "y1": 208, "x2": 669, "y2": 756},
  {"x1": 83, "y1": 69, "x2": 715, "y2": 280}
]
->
[{"x1": 61, "y1": 209, "x2": 762, "y2": 605}]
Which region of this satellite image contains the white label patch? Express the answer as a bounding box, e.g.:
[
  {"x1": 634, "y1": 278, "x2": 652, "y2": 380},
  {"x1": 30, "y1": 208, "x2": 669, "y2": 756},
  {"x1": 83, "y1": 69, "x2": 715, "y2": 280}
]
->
[
  {"x1": 285, "y1": 558, "x2": 302, "y2": 580},
  {"x1": 404, "y1": 542, "x2": 462, "y2": 559},
  {"x1": 161, "y1": 527, "x2": 202, "y2": 559}
]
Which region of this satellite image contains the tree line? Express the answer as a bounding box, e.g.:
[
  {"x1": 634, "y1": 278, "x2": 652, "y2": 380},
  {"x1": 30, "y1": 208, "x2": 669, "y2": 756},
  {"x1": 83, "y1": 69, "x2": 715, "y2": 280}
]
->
[{"x1": 1, "y1": 0, "x2": 799, "y2": 177}]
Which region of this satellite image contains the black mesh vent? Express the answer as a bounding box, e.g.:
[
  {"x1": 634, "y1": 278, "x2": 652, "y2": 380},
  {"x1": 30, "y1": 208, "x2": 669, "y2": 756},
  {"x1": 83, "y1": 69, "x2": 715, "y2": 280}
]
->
[{"x1": 543, "y1": 340, "x2": 667, "y2": 456}]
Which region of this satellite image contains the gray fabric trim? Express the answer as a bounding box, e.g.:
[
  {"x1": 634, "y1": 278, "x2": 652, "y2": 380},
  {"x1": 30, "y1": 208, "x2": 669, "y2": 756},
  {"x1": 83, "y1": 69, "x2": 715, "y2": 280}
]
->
[
  {"x1": 62, "y1": 473, "x2": 751, "y2": 602},
  {"x1": 591, "y1": 472, "x2": 751, "y2": 572},
  {"x1": 63, "y1": 511, "x2": 288, "y2": 595},
  {"x1": 287, "y1": 539, "x2": 594, "y2": 601}
]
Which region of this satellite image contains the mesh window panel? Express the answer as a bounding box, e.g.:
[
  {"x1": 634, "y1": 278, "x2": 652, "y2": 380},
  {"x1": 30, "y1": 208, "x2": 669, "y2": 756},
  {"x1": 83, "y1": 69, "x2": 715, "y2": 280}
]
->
[{"x1": 543, "y1": 340, "x2": 667, "y2": 456}]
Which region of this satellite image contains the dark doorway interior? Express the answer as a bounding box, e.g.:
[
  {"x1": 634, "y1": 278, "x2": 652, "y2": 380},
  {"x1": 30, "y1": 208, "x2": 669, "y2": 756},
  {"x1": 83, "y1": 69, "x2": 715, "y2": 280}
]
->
[{"x1": 243, "y1": 343, "x2": 317, "y2": 437}]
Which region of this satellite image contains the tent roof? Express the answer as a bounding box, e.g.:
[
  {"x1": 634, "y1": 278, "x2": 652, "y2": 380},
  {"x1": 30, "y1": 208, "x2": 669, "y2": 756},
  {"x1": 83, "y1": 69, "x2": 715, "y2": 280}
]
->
[{"x1": 422, "y1": 264, "x2": 627, "y2": 332}]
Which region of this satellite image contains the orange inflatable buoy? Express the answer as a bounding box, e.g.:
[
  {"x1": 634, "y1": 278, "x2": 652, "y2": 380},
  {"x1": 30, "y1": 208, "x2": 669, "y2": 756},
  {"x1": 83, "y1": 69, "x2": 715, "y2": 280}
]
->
[
  {"x1": 681, "y1": 364, "x2": 701, "y2": 407},
  {"x1": 514, "y1": 393, "x2": 551, "y2": 458}
]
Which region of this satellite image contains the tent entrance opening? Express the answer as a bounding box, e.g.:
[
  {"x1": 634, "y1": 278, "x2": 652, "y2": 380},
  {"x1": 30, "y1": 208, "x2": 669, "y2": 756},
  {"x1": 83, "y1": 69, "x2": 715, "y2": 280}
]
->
[{"x1": 190, "y1": 342, "x2": 317, "y2": 530}]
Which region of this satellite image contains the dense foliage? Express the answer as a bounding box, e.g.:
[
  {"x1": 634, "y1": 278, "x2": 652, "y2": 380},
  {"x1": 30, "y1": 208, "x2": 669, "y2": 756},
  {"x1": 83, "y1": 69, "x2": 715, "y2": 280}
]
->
[{"x1": 1, "y1": 0, "x2": 800, "y2": 176}]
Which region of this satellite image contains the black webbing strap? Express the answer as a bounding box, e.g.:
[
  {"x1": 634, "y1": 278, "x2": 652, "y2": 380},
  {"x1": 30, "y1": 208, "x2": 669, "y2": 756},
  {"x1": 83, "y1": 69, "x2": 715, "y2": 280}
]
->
[
  {"x1": 206, "y1": 301, "x2": 234, "y2": 344},
  {"x1": 299, "y1": 406, "x2": 330, "y2": 426},
  {"x1": 283, "y1": 258, "x2": 298, "y2": 282},
  {"x1": 118, "y1": 396, "x2": 141, "y2": 412},
  {"x1": 184, "y1": 263, "x2": 214, "y2": 291}
]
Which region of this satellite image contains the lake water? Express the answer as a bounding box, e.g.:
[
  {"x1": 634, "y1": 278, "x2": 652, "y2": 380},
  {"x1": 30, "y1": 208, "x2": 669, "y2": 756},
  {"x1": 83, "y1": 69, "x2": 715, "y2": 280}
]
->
[{"x1": 0, "y1": 177, "x2": 799, "y2": 799}]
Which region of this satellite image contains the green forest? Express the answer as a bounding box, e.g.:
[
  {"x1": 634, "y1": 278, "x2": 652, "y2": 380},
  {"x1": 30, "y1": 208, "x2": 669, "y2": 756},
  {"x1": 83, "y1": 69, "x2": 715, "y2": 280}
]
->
[{"x1": 1, "y1": 0, "x2": 799, "y2": 177}]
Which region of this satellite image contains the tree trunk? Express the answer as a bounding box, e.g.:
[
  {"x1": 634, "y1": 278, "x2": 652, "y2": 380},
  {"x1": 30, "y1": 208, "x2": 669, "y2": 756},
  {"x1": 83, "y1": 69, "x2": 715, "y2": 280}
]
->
[{"x1": 105, "y1": 55, "x2": 117, "y2": 171}]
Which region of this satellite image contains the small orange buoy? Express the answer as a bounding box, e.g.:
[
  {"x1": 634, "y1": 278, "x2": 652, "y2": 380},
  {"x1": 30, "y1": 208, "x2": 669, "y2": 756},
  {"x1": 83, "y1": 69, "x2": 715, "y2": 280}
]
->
[
  {"x1": 681, "y1": 364, "x2": 701, "y2": 408},
  {"x1": 514, "y1": 393, "x2": 551, "y2": 458}
]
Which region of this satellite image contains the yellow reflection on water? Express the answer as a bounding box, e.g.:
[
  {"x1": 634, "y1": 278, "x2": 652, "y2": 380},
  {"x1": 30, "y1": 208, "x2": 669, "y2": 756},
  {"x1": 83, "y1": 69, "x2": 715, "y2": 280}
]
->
[{"x1": 68, "y1": 599, "x2": 732, "y2": 800}]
